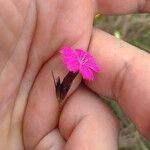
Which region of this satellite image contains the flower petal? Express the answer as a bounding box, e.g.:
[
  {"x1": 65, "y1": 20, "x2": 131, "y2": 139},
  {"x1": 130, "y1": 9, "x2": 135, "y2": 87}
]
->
[
  {"x1": 75, "y1": 49, "x2": 93, "y2": 62},
  {"x1": 60, "y1": 47, "x2": 75, "y2": 61},
  {"x1": 60, "y1": 47, "x2": 100, "y2": 79},
  {"x1": 85, "y1": 60, "x2": 100, "y2": 72},
  {"x1": 75, "y1": 49, "x2": 87, "y2": 58},
  {"x1": 65, "y1": 60, "x2": 79, "y2": 72},
  {"x1": 60, "y1": 47, "x2": 79, "y2": 72},
  {"x1": 79, "y1": 65, "x2": 94, "y2": 80}
]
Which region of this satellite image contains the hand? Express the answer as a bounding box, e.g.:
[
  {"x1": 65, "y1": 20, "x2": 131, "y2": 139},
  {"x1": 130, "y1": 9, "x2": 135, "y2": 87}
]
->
[{"x1": 0, "y1": 0, "x2": 150, "y2": 150}]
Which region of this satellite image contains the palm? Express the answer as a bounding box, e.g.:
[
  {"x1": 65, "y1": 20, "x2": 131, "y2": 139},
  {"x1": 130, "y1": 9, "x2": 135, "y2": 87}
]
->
[{"x1": 0, "y1": 0, "x2": 95, "y2": 149}]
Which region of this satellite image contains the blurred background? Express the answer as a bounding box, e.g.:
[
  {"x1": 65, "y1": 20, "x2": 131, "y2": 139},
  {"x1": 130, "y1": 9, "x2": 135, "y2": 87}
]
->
[{"x1": 94, "y1": 14, "x2": 150, "y2": 150}]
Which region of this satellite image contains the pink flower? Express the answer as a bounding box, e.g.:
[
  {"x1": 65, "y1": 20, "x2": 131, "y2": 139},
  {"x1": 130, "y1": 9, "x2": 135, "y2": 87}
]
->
[{"x1": 60, "y1": 47, "x2": 100, "y2": 80}]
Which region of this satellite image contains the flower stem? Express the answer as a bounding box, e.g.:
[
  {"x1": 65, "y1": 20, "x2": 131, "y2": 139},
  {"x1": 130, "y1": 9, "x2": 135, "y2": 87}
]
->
[{"x1": 59, "y1": 71, "x2": 78, "y2": 101}]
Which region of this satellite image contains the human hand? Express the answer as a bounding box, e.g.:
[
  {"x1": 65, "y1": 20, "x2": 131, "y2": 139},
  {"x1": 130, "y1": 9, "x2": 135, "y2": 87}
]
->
[
  {"x1": 0, "y1": 0, "x2": 150, "y2": 150},
  {"x1": 0, "y1": 0, "x2": 100, "y2": 149}
]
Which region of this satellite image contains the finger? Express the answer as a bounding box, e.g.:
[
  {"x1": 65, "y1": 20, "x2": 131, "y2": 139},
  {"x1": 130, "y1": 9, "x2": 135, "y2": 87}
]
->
[
  {"x1": 0, "y1": 0, "x2": 36, "y2": 128},
  {"x1": 23, "y1": 0, "x2": 96, "y2": 147},
  {"x1": 95, "y1": 0, "x2": 150, "y2": 14},
  {"x1": 23, "y1": 54, "x2": 81, "y2": 149},
  {"x1": 59, "y1": 85, "x2": 119, "y2": 150},
  {"x1": 85, "y1": 29, "x2": 150, "y2": 139},
  {"x1": 35, "y1": 129, "x2": 65, "y2": 150},
  {"x1": 28, "y1": 0, "x2": 95, "y2": 63}
]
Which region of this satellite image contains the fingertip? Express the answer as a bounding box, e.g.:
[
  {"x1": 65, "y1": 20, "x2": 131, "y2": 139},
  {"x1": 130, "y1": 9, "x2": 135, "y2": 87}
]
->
[{"x1": 59, "y1": 85, "x2": 119, "y2": 149}]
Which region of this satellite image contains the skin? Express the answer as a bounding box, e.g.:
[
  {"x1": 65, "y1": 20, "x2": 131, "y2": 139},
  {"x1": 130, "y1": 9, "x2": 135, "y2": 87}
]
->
[{"x1": 0, "y1": 0, "x2": 150, "y2": 149}]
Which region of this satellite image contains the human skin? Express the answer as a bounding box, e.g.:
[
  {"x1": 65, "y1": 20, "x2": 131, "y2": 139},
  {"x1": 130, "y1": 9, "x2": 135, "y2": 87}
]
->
[{"x1": 0, "y1": 0, "x2": 150, "y2": 149}]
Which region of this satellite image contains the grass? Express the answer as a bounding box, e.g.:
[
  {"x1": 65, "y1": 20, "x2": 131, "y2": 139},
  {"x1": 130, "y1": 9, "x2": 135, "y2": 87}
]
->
[
  {"x1": 94, "y1": 14, "x2": 150, "y2": 52},
  {"x1": 94, "y1": 14, "x2": 150, "y2": 150}
]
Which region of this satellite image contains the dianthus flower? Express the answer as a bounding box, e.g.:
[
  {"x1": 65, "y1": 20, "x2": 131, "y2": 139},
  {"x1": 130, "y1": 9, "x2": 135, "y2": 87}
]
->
[
  {"x1": 52, "y1": 47, "x2": 100, "y2": 103},
  {"x1": 60, "y1": 47, "x2": 100, "y2": 80}
]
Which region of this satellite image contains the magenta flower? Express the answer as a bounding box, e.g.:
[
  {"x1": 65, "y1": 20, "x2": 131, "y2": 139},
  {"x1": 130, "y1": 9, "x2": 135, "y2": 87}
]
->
[
  {"x1": 60, "y1": 47, "x2": 100, "y2": 80},
  {"x1": 52, "y1": 47, "x2": 100, "y2": 103}
]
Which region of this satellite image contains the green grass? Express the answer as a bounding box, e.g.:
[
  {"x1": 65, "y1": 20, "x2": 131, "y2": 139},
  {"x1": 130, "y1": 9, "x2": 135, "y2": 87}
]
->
[{"x1": 94, "y1": 14, "x2": 150, "y2": 150}]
